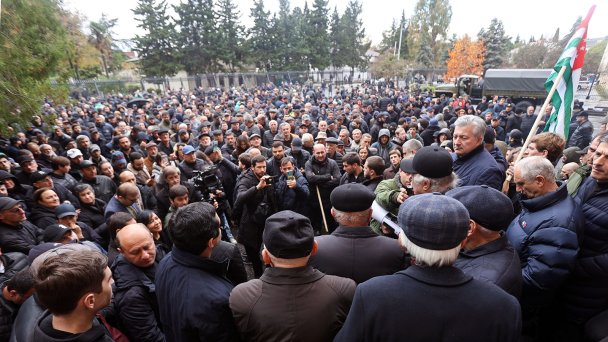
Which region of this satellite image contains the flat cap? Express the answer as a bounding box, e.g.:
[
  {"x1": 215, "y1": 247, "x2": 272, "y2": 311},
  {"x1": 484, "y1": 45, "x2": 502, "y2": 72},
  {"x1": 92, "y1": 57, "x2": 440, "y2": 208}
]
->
[
  {"x1": 263, "y1": 210, "x2": 314, "y2": 259},
  {"x1": 398, "y1": 193, "x2": 470, "y2": 250},
  {"x1": 446, "y1": 185, "x2": 514, "y2": 231},
  {"x1": 412, "y1": 146, "x2": 453, "y2": 178},
  {"x1": 330, "y1": 183, "x2": 375, "y2": 212},
  {"x1": 326, "y1": 137, "x2": 339, "y2": 144}
]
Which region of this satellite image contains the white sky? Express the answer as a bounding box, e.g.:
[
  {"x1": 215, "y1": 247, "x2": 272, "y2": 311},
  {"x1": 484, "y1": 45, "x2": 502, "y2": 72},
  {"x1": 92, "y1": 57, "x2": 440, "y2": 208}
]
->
[{"x1": 65, "y1": 0, "x2": 607, "y2": 47}]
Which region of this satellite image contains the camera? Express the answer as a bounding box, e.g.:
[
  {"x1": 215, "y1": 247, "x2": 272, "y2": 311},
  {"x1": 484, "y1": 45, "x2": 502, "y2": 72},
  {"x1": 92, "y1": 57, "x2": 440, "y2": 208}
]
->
[
  {"x1": 192, "y1": 166, "x2": 224, "y2": 203},
  {"x1": 264, "y1": 175, "x2": 278, "y2": 185}
]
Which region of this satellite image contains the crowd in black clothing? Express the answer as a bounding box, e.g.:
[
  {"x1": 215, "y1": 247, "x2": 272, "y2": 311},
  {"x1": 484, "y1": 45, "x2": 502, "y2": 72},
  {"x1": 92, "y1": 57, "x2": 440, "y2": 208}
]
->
[{"x1": 0, "y1": 80, "x2": 607, "y2": 341}]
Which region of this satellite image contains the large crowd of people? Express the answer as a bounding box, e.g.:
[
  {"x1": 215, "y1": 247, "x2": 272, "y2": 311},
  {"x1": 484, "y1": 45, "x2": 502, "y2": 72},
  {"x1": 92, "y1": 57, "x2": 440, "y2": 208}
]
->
[{"x1": 0, "y1": 81, "x2": 607, "y2": 341}]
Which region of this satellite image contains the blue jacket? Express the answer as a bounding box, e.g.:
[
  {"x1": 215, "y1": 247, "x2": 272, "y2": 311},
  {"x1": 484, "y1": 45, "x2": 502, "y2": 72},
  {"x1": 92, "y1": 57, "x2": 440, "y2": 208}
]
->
[
  {"x1": 506, "y1": 183, "x2": 581, "y2": 307},
  {"x1": 156, "y1": 247, "x2": 239, "y2": 342},
  {"x1": 559, "y1": 177, "x2": 608, "y2": 323},
  {"x1": 453, "y1": 145, "x2": 504, "y2": 190},
  {"x1": 273, "y1": 169, "x2": 310, "y2": 215}
]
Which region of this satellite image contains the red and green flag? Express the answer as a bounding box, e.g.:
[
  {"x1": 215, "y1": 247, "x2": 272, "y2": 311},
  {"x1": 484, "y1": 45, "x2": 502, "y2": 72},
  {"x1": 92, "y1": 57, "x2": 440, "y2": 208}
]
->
[{"x1": 544, "y1": 5, "x2": 596, "y2": 139}]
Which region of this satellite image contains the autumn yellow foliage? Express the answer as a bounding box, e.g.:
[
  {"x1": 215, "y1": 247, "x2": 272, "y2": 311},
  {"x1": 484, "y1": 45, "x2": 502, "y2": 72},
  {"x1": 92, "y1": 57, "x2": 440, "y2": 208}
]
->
[{"x1": 445, "y1": 35, "x2": 485, "y2": 80}]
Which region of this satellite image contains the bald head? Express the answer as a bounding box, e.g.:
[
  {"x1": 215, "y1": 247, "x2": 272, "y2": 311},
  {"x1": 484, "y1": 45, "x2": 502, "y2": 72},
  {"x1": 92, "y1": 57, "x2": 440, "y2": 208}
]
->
[
  {"x1": 249, "y1": 148, "x2": 261, "y2": 157},
  {"x1": 313, "y1": 144, "x2": 327, "y2": 162},
  {"x1": 119, "y1": 170, "x2": 136, "y2": 184},
  {"x1": 561, "y1": 162, "x2": 579, "y2": 180},
  {"x1": 116, "y1": 223, "x2": 156, "y2": 268}
]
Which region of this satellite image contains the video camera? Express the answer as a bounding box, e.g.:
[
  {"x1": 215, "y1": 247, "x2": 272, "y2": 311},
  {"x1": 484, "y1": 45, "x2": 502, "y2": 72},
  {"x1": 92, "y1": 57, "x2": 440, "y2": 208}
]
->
[{"x1": 192, "y1": 166, "x2": 224, "y2": 203}]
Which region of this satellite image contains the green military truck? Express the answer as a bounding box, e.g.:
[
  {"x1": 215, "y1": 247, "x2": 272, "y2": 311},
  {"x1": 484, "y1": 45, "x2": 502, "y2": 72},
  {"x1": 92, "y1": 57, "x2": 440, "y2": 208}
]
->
[{"x1": 434, "y1": 69, "x2": 552, "y2": 109}]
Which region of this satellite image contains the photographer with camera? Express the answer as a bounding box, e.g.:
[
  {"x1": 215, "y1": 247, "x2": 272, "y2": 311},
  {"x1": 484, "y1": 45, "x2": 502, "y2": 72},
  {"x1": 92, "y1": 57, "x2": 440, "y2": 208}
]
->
[
  {"x1": 191, "y1": 152, "x2": 237, "y2": 245},
  {"x1": 234, "y1": 155, "x2": 276, "y2": 278}
]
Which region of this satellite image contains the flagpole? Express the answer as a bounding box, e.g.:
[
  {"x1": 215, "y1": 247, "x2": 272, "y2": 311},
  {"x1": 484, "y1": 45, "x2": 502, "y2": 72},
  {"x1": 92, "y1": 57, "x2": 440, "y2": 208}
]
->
[{"x1": 501, "y1": 65, "x2": 568, "y2": 194}]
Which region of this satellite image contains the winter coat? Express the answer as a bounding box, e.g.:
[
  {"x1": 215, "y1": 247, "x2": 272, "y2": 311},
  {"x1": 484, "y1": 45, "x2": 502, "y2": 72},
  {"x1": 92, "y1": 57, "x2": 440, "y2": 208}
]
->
[
  {"x1": 82, "y1": 176, "x2": 117, "y2": 205},
  {"x1": 453, "y1": 144, "x2": 505, "y2": 190},
  {"x1": 229, "y1": 266, "x2": 355, "y2": 342},
  {"x1": 334, "y1": 266, "x2": 521, "y2": 342},
  {"x1": 420, "y1": 125, "x2": 440, "y2": 146},
  {"x1": 304, "y1": 157, "x2": 341, "y2": 206},
  {"x1": 273, "y1": 169, "x2": 310, "y2": 215},
  {"x1": 568, "y1": 119, "x2": 594, "y2": 150},
  {"x1": 506, "y1": 183, "x2": 581, "y2": 307},
  {"x1": 0, "y1": 296, "x2": 18, "y2": 342},
  {"x1": 156, "y1": 247, "x2": 240, "y2": 342},
  {"x1": 454, "y1": 234, "x2": 522, "y2": 299},
  {"x1": 370, "y1": 141, "x2": 395, "y2": 166},
  {"x1": 111, "y1": 256, "x2": 164, "y2": 342},
  {"x1": 233, "y1": 169, "x2": 275, "y2": 250},
  {"x1": 309, "y1": 226, "x2": 407, "y2": 284},
  {"x1": 33, "y1": 310, "x2": 114, "y2": 342},
  {"x1": 78, "y1": 199, "x2": 106, "y2": 230},
  {"x1": 29, "y1": 205, "x2": 60, "y2": 233},
  {"x1": 0, "y1": 220, "x2": 41, "y2": 255},
  {"x1": 558, "y1": 178, "x2": 608, "y2": 323},
  {"x1": 49, "y1": 172, "x2": 79, "y2": 191}
]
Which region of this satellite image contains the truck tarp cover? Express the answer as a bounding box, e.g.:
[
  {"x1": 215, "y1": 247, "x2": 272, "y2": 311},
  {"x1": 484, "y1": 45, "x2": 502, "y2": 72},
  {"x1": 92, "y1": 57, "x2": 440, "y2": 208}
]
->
[{"x1": 484, "y1": 69, "x2": 552, "y2": 93}]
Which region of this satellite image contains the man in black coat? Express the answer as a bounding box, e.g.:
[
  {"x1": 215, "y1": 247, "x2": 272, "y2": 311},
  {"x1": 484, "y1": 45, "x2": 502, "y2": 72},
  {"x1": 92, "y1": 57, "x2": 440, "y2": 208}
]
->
[
  {"x1": 305, "y1": 144, "x2": 341, "y2": 234},
  {"x1": 112, "y1": 223, "x2": 164, "y2": 342},
  {"x1": 447, "y1": 185, "x2": 522, "y2": 298},
  {"x1": 234, "y1": 155, "x2": 276, "y2": 278},
  {"x1": 335, "y1": 194, "x2": 521, "y2": 341},
  {"x1": 309, "y1": 184, "x2": 407, "y2": 284},
  {"x1": 0, "y1": 197, "x2": 42, "y2": 254}
]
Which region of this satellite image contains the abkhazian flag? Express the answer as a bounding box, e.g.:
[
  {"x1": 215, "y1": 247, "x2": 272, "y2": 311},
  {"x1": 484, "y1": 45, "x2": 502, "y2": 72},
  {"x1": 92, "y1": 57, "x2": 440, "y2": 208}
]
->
[{"x1": 543, "y1": 5, "x2": 596, "y2": 139}]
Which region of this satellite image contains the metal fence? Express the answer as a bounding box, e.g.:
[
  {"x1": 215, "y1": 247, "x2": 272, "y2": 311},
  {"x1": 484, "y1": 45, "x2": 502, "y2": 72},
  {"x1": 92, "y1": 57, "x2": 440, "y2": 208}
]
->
[
  {"x1": 56, "y1": 69, "x2": 378, "y2": 98},
  {"x1": 54, "y1": 66, "x2": 455, "y2": 99}
]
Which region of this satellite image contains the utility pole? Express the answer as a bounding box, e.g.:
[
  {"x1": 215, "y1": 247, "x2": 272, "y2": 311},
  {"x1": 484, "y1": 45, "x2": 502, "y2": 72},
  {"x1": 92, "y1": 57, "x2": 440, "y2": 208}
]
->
[{"x1": 397, "y1": 21, "x2": 404, "y2": 61}]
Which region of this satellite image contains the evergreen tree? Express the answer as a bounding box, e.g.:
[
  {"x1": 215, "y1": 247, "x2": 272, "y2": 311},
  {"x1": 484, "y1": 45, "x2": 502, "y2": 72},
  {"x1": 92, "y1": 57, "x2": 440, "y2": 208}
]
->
[
  {"x1": 329, "y1": 6, "x2": 346, "y2": 68},
  {"x1": 408, "y1": 0, "x2": 452, "y2": 66},
  {"x1": 288, "y1": 6, "x2": 311, "y2": 70},
  {"x1": 340, "y1": 0, "x2": 370, "y2": 71},
  {"x1": 133, "y1": 0, "x2": 180, "y2": 78},
  {"x1": 552, "y1": 28, "x2": 560, "y2": 43},
  {"x1": 307, "y1": 0, "x2": 331, "y2": 71},
  {"x1": 272, "y1": 0, "x2": 292, "y2": 70},
  {"x1": 173, "y1": 0, "x2": 220, "y2": 74},
  {"x1": 416, "y1": 28, "x2": 433, "y2": 67},
  {"x1": 247, "y1": 0, "x2": 274, "y2": 70},
  {"x1": 216, "y1": 0, "x2": 246, "y2": 71},
  {"x1": 514, "y1": 34, "x2": 521, "y2": 45},
  {"x1": 478, "y1": 18, "x2": 510, "y2": 72},
  {"x1": 379, "y1": 11, "x2": 408, "y2": 58}
]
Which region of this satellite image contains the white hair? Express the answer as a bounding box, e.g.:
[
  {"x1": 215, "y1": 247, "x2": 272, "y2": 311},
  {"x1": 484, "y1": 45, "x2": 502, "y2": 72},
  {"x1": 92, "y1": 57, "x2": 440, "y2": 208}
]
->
[
  {"x1": 400, "y1": 233, "x2": 461, "y2": 267},
  {"x1": 516, "y1": 156, "x2": 556, "y2": 182},
  {"x1": 454, "y1": 115, "x2": 486, "y2": 138},
  {"x1": 411, "y1": 173, "x2": 459, "y2": 193}
]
